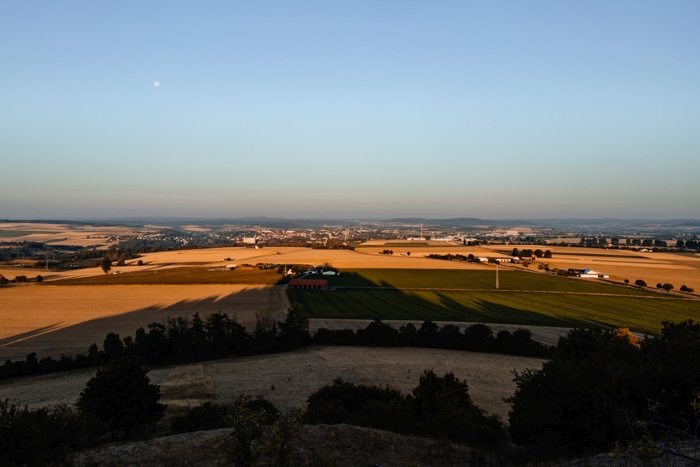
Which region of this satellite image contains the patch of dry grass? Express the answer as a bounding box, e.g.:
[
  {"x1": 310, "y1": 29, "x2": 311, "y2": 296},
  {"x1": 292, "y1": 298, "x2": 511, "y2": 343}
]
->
[
  {"x1": 1, "y1": 347, "x2": 545, "y2": 421},
  {"x1": 203, "y1": 346, "x2": 545, "y2": 421},
  {"x1": 70, "y1": 423, "x2": 700, "y2": 467},
  {"x1": 159, "y1": 364, "x2": 215, "y2": 418},
  {"x1": 72, "y1": 424, "x2": 481, "y2": 467}
]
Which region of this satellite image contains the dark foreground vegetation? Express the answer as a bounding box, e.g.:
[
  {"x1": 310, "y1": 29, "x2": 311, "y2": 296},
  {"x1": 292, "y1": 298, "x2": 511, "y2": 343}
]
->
[
  {"x1": 304, "y1": 321, "x2": 700, "y2": 464},
  {"x1": 2, "y1": 319, "x2": 699, "y2": 466},
  {"x1": 305, "y1": 371, "x2": 506, "y2": 450},
  {"x1": 3, "y1": 319, "x2": 699, "y2": 466},
  {"x1": 509, "y1": 321, "x2": 700, "y2": 460}
]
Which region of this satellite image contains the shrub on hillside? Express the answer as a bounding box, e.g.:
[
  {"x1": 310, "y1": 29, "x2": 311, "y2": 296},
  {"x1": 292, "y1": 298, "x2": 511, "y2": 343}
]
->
[
  {"x1": 76, "y1": 357, "x2": 166, "y2": 439},
  {"x1": 307, "y1": 371, "x2": 507, "y2": 449},
  {"x1": 171, "y1": 397, "x2": 279, "y2": 434},
  {"x1": 0, "y1": 400, "x2": 92, "y2": 467}
]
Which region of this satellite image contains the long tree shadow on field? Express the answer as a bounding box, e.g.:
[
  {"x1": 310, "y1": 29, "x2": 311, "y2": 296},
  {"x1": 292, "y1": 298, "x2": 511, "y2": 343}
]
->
[
  {"x1": 0, "y1": 287, "x2": 282, "y2": 361},
  {"x1": 292, "y1": 284, "x2": 604, "y2": 329},
  {"x1": 432, "y1": 293, "x2": 590, "y2": 328},
  {"x1": 323, "y1": 272, "x2": 380, "y2": 288},
  {"x1": 0, "y1": 324, "x2": 64, "y2": 347}
]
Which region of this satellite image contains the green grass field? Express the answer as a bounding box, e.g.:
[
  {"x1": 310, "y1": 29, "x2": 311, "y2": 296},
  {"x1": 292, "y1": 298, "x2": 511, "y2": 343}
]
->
[
  {"x1": 54, "y1": 267, "x2": 281, "y2": 285},
  {"x1": 318, "y1": 269, "x2": 660, "y2": 295},
  {"x1": 291, "y1": 269, "x2": 699, "y2": 335},
  {"x1": 0, "y1": 230, "x2": 58, "y2": 237}
]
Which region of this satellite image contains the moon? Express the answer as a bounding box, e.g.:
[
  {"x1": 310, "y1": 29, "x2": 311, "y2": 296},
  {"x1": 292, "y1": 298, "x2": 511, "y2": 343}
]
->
[{"x1": 153, "y1": 81, "x2": 160, "y2": 87}]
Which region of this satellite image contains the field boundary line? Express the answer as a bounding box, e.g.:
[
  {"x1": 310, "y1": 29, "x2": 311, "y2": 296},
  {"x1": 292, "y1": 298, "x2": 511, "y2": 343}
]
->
[{"x1": 328, "y1": 286, "x2": 700, "y2": 300}]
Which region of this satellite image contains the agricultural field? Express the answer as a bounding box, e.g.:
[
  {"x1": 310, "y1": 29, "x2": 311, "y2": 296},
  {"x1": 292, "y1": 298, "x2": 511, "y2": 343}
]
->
[
  {"x1": 482, "y1": 244, "x2": 700, "y2": 292},
  {"x1": 289, "y1": 269, "x2": 699, "y2": 335},
  {"x1": 0, "y1": 222, "x2": 149, "y2": 248},
  {"x1": 0, "y1": 230, "x2": 61, "y2": 238},
  {"x1": 319, "y1": 268, "x2": 661, "y2": 294},
  {"x1": 2, "y1": 241, "x2": 699, "y2": 364},
  {"x1": 135, "y1": 246, "x2": 489, "y2": 270},
  {"x1": 53, "y1": 267, "x2": 282, "y2": 286},
  {"x1": 0, "y1": 284, "x2": 289, "y2": 361}
]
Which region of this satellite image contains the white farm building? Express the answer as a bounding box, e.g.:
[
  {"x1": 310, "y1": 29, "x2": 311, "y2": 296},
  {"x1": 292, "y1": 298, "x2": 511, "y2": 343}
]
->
[{"x1": 577, "y1": 268, "x2": 609, "y2": 279}]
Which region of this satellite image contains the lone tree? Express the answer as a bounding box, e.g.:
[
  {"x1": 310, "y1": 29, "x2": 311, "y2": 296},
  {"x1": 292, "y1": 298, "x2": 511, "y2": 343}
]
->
[
  {"x1": 103, "y1": 332, "x2": 124, "y2": 361},
  {"x1": 76, "y1": 357, "x2": 166, "y2": 439},
  {"x1": 662, "y1": 283, "x2": 674, "y2": 293},
  {"x1": 100, "y1": 257, "x2": 112, "y2": 274},
  {"x1": 635, "y1": 279, "x2": 647, "y2": 287}
]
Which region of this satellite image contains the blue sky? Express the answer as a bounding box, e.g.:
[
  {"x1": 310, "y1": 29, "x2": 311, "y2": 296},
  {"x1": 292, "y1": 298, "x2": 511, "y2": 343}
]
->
[{"x1": 2, "y1": 1, "x2": 699, "y2": 220}]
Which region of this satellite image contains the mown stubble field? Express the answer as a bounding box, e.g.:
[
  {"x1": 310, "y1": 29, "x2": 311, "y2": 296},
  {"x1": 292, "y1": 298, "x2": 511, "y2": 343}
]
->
[
  {"x1": 0, "y1": 222, "x2": 152, "y2": 248},
  {"x1": 0, "y1": 285, "x2": 289, "y2": 361}
]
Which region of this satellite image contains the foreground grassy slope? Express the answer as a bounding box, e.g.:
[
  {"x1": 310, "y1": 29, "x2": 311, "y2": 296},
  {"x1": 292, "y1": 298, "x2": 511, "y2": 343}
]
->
[{"x1": 291, "y1": 269, "x2": 699, "y2": 335}]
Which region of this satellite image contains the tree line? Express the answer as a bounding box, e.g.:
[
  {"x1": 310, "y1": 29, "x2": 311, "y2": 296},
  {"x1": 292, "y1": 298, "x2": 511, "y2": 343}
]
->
[{"x1": 0, "y1": 311, "x2": 553, "y2": 380}]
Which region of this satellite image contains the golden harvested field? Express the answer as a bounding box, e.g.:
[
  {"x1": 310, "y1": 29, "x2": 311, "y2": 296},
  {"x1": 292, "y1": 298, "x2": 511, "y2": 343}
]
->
[
  {"x1": 355, "y1": 242, "x2": 508, "y2": 258},
  {"x1": 0, "y1": 266, "x2": 119, "y2": 282},
  {"x1": 0, "y1": 222, "x2": 151, "y2": 248},
  {"x1": 136, "y1": 246, "x2": 490, "y2": 270},
  {"x1": 482, "y1": 245, "x2": 700, "y2": 292},
  {"x1": 3, "y1": 243, "x2": 698, "y2": 363},
  {"x1": 0, "y1": 347, "x2": 546, "y2": 421},
  {"x1": 0, "y1": 285, "x2": 289, "y2": 361}
]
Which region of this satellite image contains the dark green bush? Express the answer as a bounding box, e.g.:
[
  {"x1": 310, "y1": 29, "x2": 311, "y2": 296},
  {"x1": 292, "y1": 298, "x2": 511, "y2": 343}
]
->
[
  {"x1": 0, "y1": 400, "x2": 92, "y2": 467},
  {"x1": 171, "y1": 397, "x2": 280, "y2": 434},
  {"x1": 508, "y1": 321, "x2": 700, "y2": 458},
  {"x1": 307, "y1": 371, "x2": 507, "y2": 449}
]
